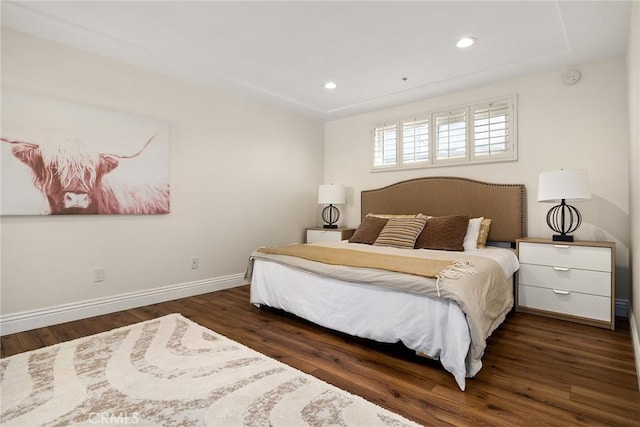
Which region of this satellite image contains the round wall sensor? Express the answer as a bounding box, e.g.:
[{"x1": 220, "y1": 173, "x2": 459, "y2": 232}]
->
[{"x1": 562, "y1": 70, "x2": 581, "y2": 85}]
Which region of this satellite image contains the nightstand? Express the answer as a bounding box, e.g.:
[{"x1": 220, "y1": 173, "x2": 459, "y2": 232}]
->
[
  {"x1": 306, "y1": 227, "x2": 355, "y2": 244},
  {"x1": 516, "y1": 238, "x2": 615, "y2": 330}
]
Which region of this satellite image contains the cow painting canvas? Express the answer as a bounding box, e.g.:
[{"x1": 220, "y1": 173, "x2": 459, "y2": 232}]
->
[{"x1": 1, "y1": 90, "x2": 170, "y2": 215}]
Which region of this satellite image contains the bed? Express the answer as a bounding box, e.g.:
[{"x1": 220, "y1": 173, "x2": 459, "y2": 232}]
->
[{"x1": 248, "y1": 177, "x2": 526, "y2": 390}]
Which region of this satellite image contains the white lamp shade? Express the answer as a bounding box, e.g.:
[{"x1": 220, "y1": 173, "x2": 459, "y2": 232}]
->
[
  {"x1": 318, "y1": 184, "x2": 345, "y2": 205},
  {"x1": 537, "y1": 169, "x2": 591, "y2": 202}
]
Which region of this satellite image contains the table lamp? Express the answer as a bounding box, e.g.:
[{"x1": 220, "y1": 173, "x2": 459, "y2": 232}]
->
[
  {"x1": 537, "y1": 169, "x2": 591, "y2": 242},
  {"x1": 318, "y1": 184, "x2": 345, "y2": 229}
]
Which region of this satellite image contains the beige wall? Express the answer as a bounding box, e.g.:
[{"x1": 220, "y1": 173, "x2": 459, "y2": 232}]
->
[
  {"x1": 0, "y1": 29, "x2": 323, "y2": 323},
  {"x1": 627, "y1": 0, "x2": 640, "y2": 376},
  {"x1": 1, "y1": 23, "x2": 635, "y2": 344},
  {"x1": 324, "y1": 56, "x2": 631, "y2": 302}
]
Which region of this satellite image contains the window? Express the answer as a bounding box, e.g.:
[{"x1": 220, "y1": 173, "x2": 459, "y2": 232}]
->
[
  {"x1": 373, "y1": 123, "x2": 397, "y2": 167},
  {"x1": 435, "y1": 109, "x2": 467, "y2": 163},
  {"x1": 402, "y1": 118, "x2": 429, "y2": 164},
  {"x1": 471, "y1": 99, "x2": 514, "y2": 160},
  {"x1": 371, "y1": 95, "x2": 517, "y2": 170}
]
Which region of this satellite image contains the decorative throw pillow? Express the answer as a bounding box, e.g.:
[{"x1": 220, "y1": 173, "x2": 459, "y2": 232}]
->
[
  {"x1": 414, "y1": 215, "x2": 470, "y2": 251},
  {"x1": 463, "y1": 217, "x2": 484, "y2": 251},
  {"x1": 349, "y1": 216, "x2": 389, "y2": 244},
  {"x1": 374, "y1": 217, "x2": 427, "y2": 249},
  {"x1": 476, "y1": 218, "x2": 492, "y2": 248}
]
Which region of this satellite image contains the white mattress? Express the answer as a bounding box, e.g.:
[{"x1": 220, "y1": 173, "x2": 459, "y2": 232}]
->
[{"x1": 249, "y1": 244, "x2": 518, "y2": 391}]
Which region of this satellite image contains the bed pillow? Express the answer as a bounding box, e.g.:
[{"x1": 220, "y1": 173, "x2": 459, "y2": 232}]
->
[
  {"x1": 463, "y1": 217, "x2": 484, "y2": 251},
  {"x1": 476, "y1": 218, "x2": 492, "y2": 248},
  {"x1": 348, "y1": 216, "x2": 389, "y2": 244},
  {"x1": 414, "y1": 215, "x2": 469, "y2": 251},
  {"x1": 374, "y1": 217, "x2": 427, "y2": 249}
]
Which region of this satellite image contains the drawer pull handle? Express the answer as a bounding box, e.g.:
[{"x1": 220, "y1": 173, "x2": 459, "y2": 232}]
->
[
  {"x1": 553, "y1": 244, "x2": 570, "y2": 249},
  {"x1": 552, "y1": 289, "x2": 570, "y2": 295},
  {"x1": 552, "y1": 267, "x2": 570, "y2": 272}
]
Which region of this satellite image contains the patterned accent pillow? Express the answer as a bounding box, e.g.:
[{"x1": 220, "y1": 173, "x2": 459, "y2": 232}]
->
[
  {"x1": 349, "y1": 216, "x2": 389, "y2": 244},
  {"x1": 476, "y1": 218, "x2": 492, "y2": 248},
  {"x1": 414, "y1": 215, "x2": 470, "y2": 251},
  {"x1": 374, "y1": 217, "x2": 427, "y2": 249}
]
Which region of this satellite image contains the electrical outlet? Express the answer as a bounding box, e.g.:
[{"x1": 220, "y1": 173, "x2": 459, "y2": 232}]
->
[
  {"x1": 191, "y1": 256, "x2": 199, "y2": 269},
  {"x1": 94, "y1": 268, "x2": 105, "y2": 282}
]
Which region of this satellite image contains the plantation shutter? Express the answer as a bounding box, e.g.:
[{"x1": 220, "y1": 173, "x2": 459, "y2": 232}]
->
[
  {"x1": 373, "y1": 123, "x2": 398, "y2": 167},
  {"x1": 370, "y1": 95, "x2": 516, "y2": 171},
  {"x1": 402, "y1": 118, "x2": 429, "y2": 164},
  {"x1": 435, "y1": 109, "x2": 467, "y2": 162},
  {"x1": 472, "y1": 99, "x2": 514, "y2": 159}
]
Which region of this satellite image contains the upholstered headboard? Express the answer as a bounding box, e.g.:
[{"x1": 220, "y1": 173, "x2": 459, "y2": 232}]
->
[{"x1": 361, "y1": 177, "x2": 526, "y2": 243}]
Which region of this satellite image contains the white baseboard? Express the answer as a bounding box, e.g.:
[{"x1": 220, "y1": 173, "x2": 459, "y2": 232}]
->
[
  {"x1": 631, "y1": 310, "x2": 640, "y2": 392},
  {"x1": 0, "y1": 274, "x2": 246, "y2": 336}
]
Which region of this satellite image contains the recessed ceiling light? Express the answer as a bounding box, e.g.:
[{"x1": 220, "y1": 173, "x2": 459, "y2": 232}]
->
[
  {"x1": 456, "y1": 37, "x2": 476, "y2": 48},
  {"x1": 324, "y1": 81, "x2": 337, "y2": 90}
]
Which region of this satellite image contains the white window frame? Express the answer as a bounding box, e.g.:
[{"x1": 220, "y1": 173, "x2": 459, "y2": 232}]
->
[
  {"x1": 371, "y1": 122, "x2": 398, "y2": 169},
  {"x1": 470, "y1": 97, "x2": 515, "y2": 162},
  {"x1": 370, "y1": 95, "x2": 517, "y2": 172},
  {"x1": 401, "y1": 115, "x2": 430, "y2": 166},
  {"x1": 433, "y1": 107, "x2": 469, "y2": 165}
]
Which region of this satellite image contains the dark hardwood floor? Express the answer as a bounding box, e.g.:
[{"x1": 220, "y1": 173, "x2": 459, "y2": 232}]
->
[{"x1": 2, "y1": 285, "x2": 638, "y2": 426}]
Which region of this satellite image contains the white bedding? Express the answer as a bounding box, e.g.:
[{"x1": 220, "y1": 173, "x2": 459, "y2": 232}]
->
[{"x1": 249, "y1": 242, "x2": 518, "y2": 390}]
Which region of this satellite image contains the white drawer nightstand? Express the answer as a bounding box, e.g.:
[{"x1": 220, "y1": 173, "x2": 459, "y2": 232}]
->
[
  {"x1": 516, "y1": 238, "x2": 615, "y2": 330},
  {"x1": 306, "y1": 228, "x2": 355, "y2": 244}
]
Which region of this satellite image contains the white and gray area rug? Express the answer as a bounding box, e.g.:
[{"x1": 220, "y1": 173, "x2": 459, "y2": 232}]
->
[{"x1": 0, "y1": 313, "x2": 419, "y2": 426}]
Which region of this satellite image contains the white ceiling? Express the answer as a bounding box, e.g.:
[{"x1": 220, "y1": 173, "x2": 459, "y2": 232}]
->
[{"x1": 1, "y1": 1, "x2": 631, "y2": 121}]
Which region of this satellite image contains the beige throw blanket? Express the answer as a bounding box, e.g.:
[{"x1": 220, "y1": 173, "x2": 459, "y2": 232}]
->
[
  {"x1": 249, "y1": 243, "x2": 513, "y2": 382},
  {"x1": 257, "y1": 244, "x2": 454, "y2": 278}
]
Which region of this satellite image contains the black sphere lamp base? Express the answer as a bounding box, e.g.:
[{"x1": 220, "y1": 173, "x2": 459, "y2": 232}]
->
[
  {"x1": 321, "y1": 204, "x2": 341, "y2": 230},
  {"x1": 546, "y1": 200, "x2": 581, "y2": 244}
]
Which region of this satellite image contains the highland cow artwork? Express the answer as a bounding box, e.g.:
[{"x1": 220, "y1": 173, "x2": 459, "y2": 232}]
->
[{"x1": 0, "y1": 90, "x2": 170, "y2": 215}]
